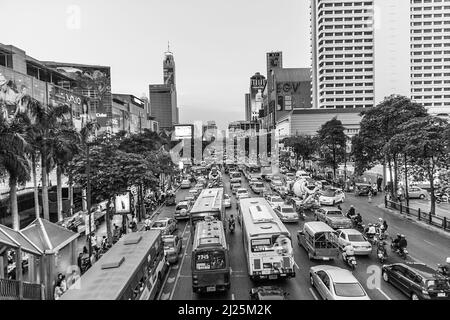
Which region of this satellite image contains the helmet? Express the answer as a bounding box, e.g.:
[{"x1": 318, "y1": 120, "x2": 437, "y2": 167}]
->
[
  {"x1": 378, "y1": 218, "x2": 383, "y2": 222},
  {"x1": 401, "y1": 234, "x2": 405, "y2": 238},
  {"x1": 446, "y1": 257, "x2": 450, "y2": 264},
  {"x1": 368, "y1": 223, "x2": 373, "y2": 226},
  {"x1": 350, "y1": 205, "x2": 354, "y2": 208},
  {"x1": 397, "y1": 233, "x2": 401, "y2": 237}
]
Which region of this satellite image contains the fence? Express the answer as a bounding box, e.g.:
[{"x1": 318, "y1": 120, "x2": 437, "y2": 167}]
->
[
  {"x1": 385, "y1": 196, "x2": 449, "y2": 232},
  {"x1": 0, "y1": 278, "x2": 43, "y2": 300}
]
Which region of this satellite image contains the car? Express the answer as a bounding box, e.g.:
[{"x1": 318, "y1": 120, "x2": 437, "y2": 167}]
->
[
  {"x1": 236, "y1": 188, "x2": 250, "y2": 199},
  {"x1": 251, "y1": 181, "x2": 266, "y2": 194},
  {"x1": 319, "y1": 188, "x2": 346, "y2": 206},
  {"x1": 355, "y1": 183, "x2": 377, "y2": 196},
  {"x1": 184, "y1": 195, "x2": 195, "y2": 205},
  {"x1": 249, "y1": 286, "x2": 288, "y2": 300},
  {"x1": 382, "y1": 262, "x2": 450, "y2": 300},
  {"x1": 174, "y1": 201, "x2": 191, "y2": 220},
  {"x1": 194, "y1": 183, "x2": 204, "y2": 190},
  {"x1": 264, "y1": 173, "x2": 273, "y2": 182},
  {"x1": 314, "y1": 207, "x2": 352, "y2": 229},
  {"x1": 266, "y1": 195, "x2": 285, "y2": 209},
  {"x1": 270, "y1": 180, "x2": 284, "y2": 192},
  {"x1": 274, "y1": 205, "x2": 299, "y2": 223},
  {"x1": 407, "y1": 186, "x2": 429, "y2": 199},
  {"x1": 310, "y1": 265, "x2": 370, "y2": 300},
  {"x1": 285, "y1": 172, "x2": 295, "y2": 182},
  {"x1": 223, "y1": 193, "x2": 231, "y2": 208},
  {"x1": 271, "y1": 175, "x2": 283, "y2": 183},
  {"x1": 162, "y1": 234, "x2": 182, "y2": 264},
  {"x1": 335, "y1": 229, "x2": 372, "y2": 255},
  {"x1": 230, "y1": 171, "x2": 242, "y2": 183},
  {"x1": 231, "y1": 183, "x2": 241, "y2": 194},
  {"x1": 248, "y1": 178, "x2": 260, "y2": 187},
  {"x1": 150, "y1": 218, "x2": 178, "y2": 235},
  {"x1": 180, "y1": 179, "x2": 191, "y2": 189},
  {"x1": 296, "y1": 170, "x2": 311, "y2": 179},
  {"x1": 197, "y1": 177, "x2": 207, "y2": 186},
  {"x1": 188, "y1": 188, "x2": 200, "y2": 198}
]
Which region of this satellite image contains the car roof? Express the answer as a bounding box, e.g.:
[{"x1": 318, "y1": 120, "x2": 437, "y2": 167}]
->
[
  {"x1": 237, "y1": 188, "x2": 247, "y2": 191},
  {"x1": 319, "y1": 206, "x2": 342, "y2": 212},
  {"x1": 177, "y1": 201, "x2": 189, "y2": 205},
  {"x1": 338, "y1": 229, "x2": 363, "y2": 235},
  {"x1": 155, "y1": 218, "x2": 170, "y2": 222},
  {"x1": 313, "y1": 265, "x2": 358, "y2": 283},
  {"x1": 394, "y1": 262, "x2": 444, "y2": 279}
]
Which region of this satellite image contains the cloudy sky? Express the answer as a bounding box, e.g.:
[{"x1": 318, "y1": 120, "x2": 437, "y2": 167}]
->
[{"x1": 1, "y1": 0, "x2": 311, "y2": 129}]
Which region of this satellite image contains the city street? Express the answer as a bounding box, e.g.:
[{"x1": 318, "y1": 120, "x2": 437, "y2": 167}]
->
[{"x1": 153, "y1": 172, "x2": 450, "y2": 300}]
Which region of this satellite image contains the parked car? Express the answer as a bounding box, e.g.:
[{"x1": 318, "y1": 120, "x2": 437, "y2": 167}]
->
[
  {"x1": 194, "y1": 183, "x2": 204, "y2": 190},
  {"x1": 407, "y1": 186, "x2": 429, "y2": 199},
  {"x1": 249, "y1": 286, "x2": 288, "y2": 300},
  {"x1": 223, "y1": 193, "x2": 231, "y2": 208},
  {"x1": 251, "y1": 181, "x2": 266, "y2": 194},
  {"x1": 266, "y1": 195, "x2": 285, "y2": 209},
  {"x1": 335, "y1": 229, "x2": 372, "y2": 255},
  {"x1": 315, "y1": 207, "x2": 352, "y2": 229},
  {"x1": 174, "y1": 201, "x2": 191, "y2": 220},
  {"x1": 162, "y1": 234, "x2": 182, "y2": 264},
  {"x1": 310, "y1": 265, "x2": 370, "y2": 300},
  {"x1": 180, "y1": 179, "x2": 191, "y2": 189},
  {"x1": 151, "y1": 218, "x2": 178, "y2": 235},
  {"x1": 274, "y1": 205, "x2": 299, "y2": 223},
  {"x1": 355, "y1": 183, "x2": 377, "y2": 196},
  {"x1": 184, "y1": 195, "x2": 195, "y2": 205},
  {"x1": 319, "y1": 188, "x2": 346, "y2": 206},
  {"x1": 236, "y1": 188, "x2": 250, "y2": 200},
  {"x1": 382, "y1": 262, "x2": 450, "y2": 300}
]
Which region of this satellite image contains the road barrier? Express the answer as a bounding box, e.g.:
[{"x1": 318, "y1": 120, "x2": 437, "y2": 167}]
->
[{"x1": 385, "y1": 196, "x2": 449, "y2": 232}]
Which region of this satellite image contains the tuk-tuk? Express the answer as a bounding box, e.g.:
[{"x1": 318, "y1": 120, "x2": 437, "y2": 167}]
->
[
  {"x1": 355, "y1": 183, "x2": 377, "y2": 196},
  {"x1": 297, "y1": 222, "x2": 340, "y2": 260},
  {"x1": 166, "y1": 193, "x2": 176, "y2": 206}
]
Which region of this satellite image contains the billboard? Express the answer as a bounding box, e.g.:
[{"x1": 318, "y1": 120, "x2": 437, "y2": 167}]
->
[
  {"x1": 174, "y1": 125, "x2": 193, "y2": 140},
  {"x1": 115, "y1": 192, "x2": 131, "y2": 214},
  {"x1": 276, "y1": 81, "x2": 312, "y2": 110}
]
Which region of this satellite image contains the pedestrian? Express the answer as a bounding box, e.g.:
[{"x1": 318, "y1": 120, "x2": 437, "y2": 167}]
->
[
  {"x1": 77, "y1": 252, "x2": 83, "y2": 271},
  {"x1": 60, "y1": 275, "x2": 67, "y2": 292},
  {"x1": 54, "y1": 285, "x2": 63, "y2": 300},
  {"x1": 368, "y1": 189, "x2": 373, "y2": 203},
  {"x1": 144, "y1": 216, "x2": 151, "y2": 231},
  {"x1": 377, "y1": 175, "x2": 383, "y2": 192},
  {"x1": 90, "y1": 232, "x2": 98, "y2": 251}
]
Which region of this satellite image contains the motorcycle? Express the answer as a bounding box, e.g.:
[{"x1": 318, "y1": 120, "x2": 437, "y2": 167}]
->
[
  {"x1": 351, "y1": 217, "x2": 364, "y2": 232},
  {"x1": 376, "y1": 240, "x2": 388, "y2": 263},
  {"x1": 435, "y1": 192, "x2": 449, "y2": 204},
  {"x1": 343, "y1": 253, "x2": 357, "y2": 270},
  {"x1": 229, "y1": 221, "x2": 235, "y2": 233},
  {"x1": 391, "y1": 241, "x2": 408, "y2": 259}
]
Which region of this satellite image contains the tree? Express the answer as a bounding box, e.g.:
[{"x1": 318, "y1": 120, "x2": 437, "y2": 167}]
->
[
  {"x1": 397, "y1": 116, "x2": 449, "y2": 215},
  {"x1": 352, "y1": 95, "x2": 428, "y2": 197},
  {"x1": 317, "y1": 117, "x2": 347, "y2": 180},
  {"x1": 0, "y1": 114, "x2": 31, "y2": 230},
  {"x1": 283, "y1": 135, "x2": 318, "y2": 170}
]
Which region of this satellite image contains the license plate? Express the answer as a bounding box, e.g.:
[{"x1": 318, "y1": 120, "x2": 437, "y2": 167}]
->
[
  {"x1": 323, "y1": 257, "x2": 330, "y2": 261},
  {"x1": 206, "y1": 286, "x2": 216, "y2": 292},
  {"x1": 437, "y1": 293, "x2": 445, "y2": 297},
  {"x1": 269, "y1": 275, "x2": 278, "y2": 280}
]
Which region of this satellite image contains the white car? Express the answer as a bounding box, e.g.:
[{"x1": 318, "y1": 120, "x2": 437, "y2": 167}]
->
[
  {"x1": 180, "y1": 179, "x2": 191, "y2": 189},
  {"x1": 285, "y1": 172, "x2": 295, "y2": 182},
  {"x1": 150, "y1": 218, "x2": 178, "y2": 235},
  {"x1": 336, "y1": 229, "x2": 372, "y2": 255},
  {"x1": 248, "y1": 178, "x2": 259, "y2": 187},
  {"x1": 223, "y1": 193, "x2": 231, "y2": 208},
  {"x1": 270, "y1": 180, "x2": 284, "y2": 191},
  {"x1": 319, "y1": 188, "x2": 345, "y2": 206},
  {"x1": 274, "y1": 205, "x2": 299, "y2": 223},
  {"x1": 236, "y1": 188, "x2": 250, "y2": 199},
  {"x1": 310, "y1": 265, "x2": 370, "y2": 300},
  {"x1": 266, "y1": 195, "x2": 285, "y2": 209}
]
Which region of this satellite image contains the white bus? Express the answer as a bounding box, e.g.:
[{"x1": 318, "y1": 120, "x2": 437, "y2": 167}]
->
[
  {"x1": 189, "y1": 188, "x2": 225, "y2": 239},
  {"x1": 238, "y1": 197, "x2": 296, "y2": 280}
]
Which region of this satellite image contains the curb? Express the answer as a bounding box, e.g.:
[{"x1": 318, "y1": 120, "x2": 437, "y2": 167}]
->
[{"x1": 377, "y1": 203, "x2": 450, "y2": 239}]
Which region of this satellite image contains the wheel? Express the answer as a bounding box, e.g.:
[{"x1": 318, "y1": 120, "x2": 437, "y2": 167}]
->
[
  {"x1": 310, "y1": 275, "x2": 315, "y2": 287},
  {"x1": 419, "y1": 194, "x2": 425, "y2": 200},
  {"x1": 382, "y1": 271, "x2": 389, "y2": 282},
  {"x1": 411, "y1": 293, "x2": 420, "y2": 300}
]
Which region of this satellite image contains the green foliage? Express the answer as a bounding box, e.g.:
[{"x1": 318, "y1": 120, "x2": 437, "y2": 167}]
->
[
  {"x1": 283, "y1": 134, "x2": 318, "y2": 168},
  {"x1": 317, "y1": 117, "x2": 347, "y2": 175}
]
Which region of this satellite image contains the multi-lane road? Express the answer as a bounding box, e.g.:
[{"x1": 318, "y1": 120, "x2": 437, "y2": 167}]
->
[{"x1": 155, "y1": 172, "x2": 450, "y2": 300}]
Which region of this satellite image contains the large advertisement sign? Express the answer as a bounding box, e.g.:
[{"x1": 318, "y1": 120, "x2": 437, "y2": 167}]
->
[
  {"x1": 276, "y1": 81, "x2": 312, "y2": 110},
  {"x1": 174, "y1": 125, "x2": 193, "y2": 140},
  {"x1": 115, "y1": 192, "x2": 131, "y2": 214}
]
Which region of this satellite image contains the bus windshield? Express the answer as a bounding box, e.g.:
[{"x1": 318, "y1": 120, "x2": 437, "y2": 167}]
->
[{"x1": 195, "y1": 250, "x2": 226, "y2": 270}]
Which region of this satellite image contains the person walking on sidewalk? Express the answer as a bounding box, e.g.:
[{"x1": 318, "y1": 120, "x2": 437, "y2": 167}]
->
[
  {"x1": 368, "y1": 189, "x2": 373, "y2": 203},
  {"x1": 144, "y1": 216, "x2": 151, "y2": 231}
]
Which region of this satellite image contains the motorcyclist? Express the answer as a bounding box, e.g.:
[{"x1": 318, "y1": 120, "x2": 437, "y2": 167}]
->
[
  {"x1": 377, "y1": 239, "x2": 388, "y2": 258},
  {"x1": 437, "y1": 257, "x2": 450, "y2": 276},
  {"x1": 346, "y1": 205, "x2": 356, "y2": 219},
  {"x1": 398, "y1": 234, "x2": 407, "y2": 254},
  {"x1": 342, "y1": 243, "x2": 355, "y2": 262},
  {"x1": 353, "y1": 213, "x2": 363, "y2": 226},
  {"x1": 228, "y1": 214, "x2": 236, "y2": 231},
  {"x1": 365, "y1": 223, "x2": 376, "y2": 238}
]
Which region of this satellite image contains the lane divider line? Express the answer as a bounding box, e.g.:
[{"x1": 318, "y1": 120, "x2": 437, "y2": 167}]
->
[
  {"x1": 169, "y1": 223, "x2": 190, "y2": 300},
  {"x1": 377, "y1": 288, "x2": 392, "y2": 300}
]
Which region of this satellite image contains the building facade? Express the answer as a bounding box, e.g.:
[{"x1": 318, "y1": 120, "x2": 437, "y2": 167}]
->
[{"x1": 112, "y1": 94, "x2": 150, "y2": 134}]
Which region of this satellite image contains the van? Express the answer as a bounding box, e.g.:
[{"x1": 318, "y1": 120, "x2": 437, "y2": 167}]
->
[{"x1": 297, "y1": 221, "x2": 340, "y2": 260}]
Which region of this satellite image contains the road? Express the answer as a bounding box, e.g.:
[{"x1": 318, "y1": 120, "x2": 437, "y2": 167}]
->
[{"x1": 153, "y1": 172, "x2": 450, "y2": 300}]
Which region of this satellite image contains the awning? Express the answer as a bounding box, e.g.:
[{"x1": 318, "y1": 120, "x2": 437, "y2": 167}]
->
[{"x1": 0, "y1": 225, "x2": 43, "y2": 256}]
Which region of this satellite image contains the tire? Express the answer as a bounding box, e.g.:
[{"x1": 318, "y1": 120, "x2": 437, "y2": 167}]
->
[
  {"x1": 382, "y1": 271, "x2": 389, "y2": 282},
  {"x1": 411, "y1": 293, "x2": 420, "y2": 301}
]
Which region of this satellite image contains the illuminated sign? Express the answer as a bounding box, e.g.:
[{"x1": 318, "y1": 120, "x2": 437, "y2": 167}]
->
[
  {"x1": 115, "y1": 192, "x2": 131, "y2": 214},
  {"x1": 174, "y1": 125, "x2": 193, "y2": 139},
  {"x1": 132, "y1": 96, "x2": 144, "y2": 106}
]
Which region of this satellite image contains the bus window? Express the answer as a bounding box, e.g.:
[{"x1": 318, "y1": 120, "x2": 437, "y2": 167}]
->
[{"x1": 195, "y1": 251, "x2": 226, "y2": 270}]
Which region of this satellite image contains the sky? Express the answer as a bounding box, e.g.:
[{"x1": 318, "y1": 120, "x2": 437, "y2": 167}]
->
[{"x1": 1, "y1": 0, "x2": 311, "y2": 129}]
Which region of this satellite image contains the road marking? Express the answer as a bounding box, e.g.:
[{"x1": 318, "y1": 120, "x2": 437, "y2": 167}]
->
[
  {"x1": 309, "y1": 287, "x2": 319, "y2": 300},
  {"x1": 294, "y1": 261, "x2": 300, "y2": 270},
  {"x1": 377, "y1": 288, "x2": 392, "y2": 300},
  {"x1": 423, "y1": 239, "x2": 437, "y2": 247},
  {"x1": 409, "y1": 254, "x2": 426, "y2": 265},
  {"x1": 169, "y1": 223, "x2": 190, "y2": 300},
  {"x1": 232, "y1": 293, "x2": 235, "y2": 300}
]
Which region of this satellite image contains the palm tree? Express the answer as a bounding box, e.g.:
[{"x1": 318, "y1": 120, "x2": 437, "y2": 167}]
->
[
  {"x1": 26, "y1": 99, "x2": 71, "y2": 221},
  {"x1": 0, "y1": 115, "x2": 31, "y2": 230}
]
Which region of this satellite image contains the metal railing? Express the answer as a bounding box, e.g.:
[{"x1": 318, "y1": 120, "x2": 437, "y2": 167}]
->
[
  {"x1": 385, "y1": 196, "x2": 449, "y2": 232},
  {"x1": 0, "y1": 278, "x2": 43, "y2": 300}
]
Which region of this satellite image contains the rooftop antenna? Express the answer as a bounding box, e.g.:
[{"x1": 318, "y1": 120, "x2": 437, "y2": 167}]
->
[{"x1": 167, "y1": 41, "x2": 171, "y2": 53}]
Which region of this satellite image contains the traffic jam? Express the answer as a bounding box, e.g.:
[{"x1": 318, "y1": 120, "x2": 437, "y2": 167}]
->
[{"x1": 152, "y1": 159, "x2": 450, "y2": 301}]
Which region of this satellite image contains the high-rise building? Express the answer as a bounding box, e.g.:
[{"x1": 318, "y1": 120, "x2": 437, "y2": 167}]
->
[
  {"x1": 149, "y1": 48, "x2": 179, "y2": 130},
  {"x1": 310, "y1": 0, "x2": 375, "y2": 109},
  {"x1": 410, "y1": 0, "x2": 450, "y2": 115},
  {"x1": 245, "y1": 93, "x2": 251, "y2": 121}
]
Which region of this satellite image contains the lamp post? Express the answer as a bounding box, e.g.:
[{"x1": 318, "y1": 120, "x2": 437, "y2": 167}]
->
[{"x1": 86, "y1": 138, "x2": 93, "y2": 259}]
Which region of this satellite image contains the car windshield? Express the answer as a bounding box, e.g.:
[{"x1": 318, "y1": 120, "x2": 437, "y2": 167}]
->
[
  {"x1": 152, "y1": 221, "x2": 167, "y2": 228},
  {"x1": 163, "y1": 238, "x2": 175, "y2": 248},
  {"x1": 282, "y1": 208, "x2": 295, "y2": 213},
  {"x1": 334, "y1": 283, "x2": 366, "y2": 297},
  {"x1": 237, "y1": 189, "x2": 247, "y2": 193},
  {"x1": 327, "y1": 210, "x2": 342, "y2": 216},
  {"x1": 348, "y1": 234, "x2": 366, "y2": 242},
  {"x1": 427, "y1": 279, "x2": 450, "y2": 290},
  {"x1": 271, "y1": 197, "x2": 283, "y2": 203},
  {"x1": 255, "y1": 183, "x2": 264, "y2": 188},
  {"x1": 322, "y1": 190, "x2": 336, "y2": 197},
  {"x1": 176, "y1": 204, "x2": 188, "y2": 210},
  {"x1": 231, "y1": 173, "x2": 241, "y2": 178}
]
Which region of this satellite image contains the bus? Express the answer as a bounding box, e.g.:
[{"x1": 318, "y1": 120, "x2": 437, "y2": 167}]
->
[
  {"x1": 60, "y1": 230, "x2": 168, "y2": 300},
  {"x1": 189, "y1": 188, "x2": 225, "y2": 239},
  {"x1": 244, "y1": 163, "x2": 262, "y2": 180},
  {"x1": 191, "y1": 219, "x2": 231, "y2": 293},
  {"x1": 238, "y1": 197, "x2": 296, "y2": 280}
]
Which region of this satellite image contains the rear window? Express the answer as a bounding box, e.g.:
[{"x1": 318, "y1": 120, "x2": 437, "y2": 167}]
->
[
  {"x1": 282, "y1": 208, "x2": 295, "y2": 213},
  {"x1": 195, "y1": 250, "x2": 226, "y2": 270},
  {"x1": 255, "y1": 183, "x2": 264, "y2": 188},
  {"x1": 334, "y1": 283, "x2": 366, "y2": 297},
  {"x1": 271, "y1": 197, "x2": 283, "y2": 202},
  {"x1": 326, "y1": 210, "x2": 342, "y2": 216},
  {"x1": 231, "y1": 173, "x2": 241, "y2": 178},
  {"x1": 348, "y1": 234, "x2": 365, "y2": 242}
]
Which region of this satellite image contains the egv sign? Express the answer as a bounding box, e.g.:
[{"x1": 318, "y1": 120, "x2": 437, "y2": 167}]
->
[{"x1": 276, "y1": 82, "x2": 302, "y2": 95}]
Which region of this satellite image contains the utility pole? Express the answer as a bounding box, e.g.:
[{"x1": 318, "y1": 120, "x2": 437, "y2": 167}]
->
[{"x1": 86, "y1": 141, "x2": 93, "y2": 259}]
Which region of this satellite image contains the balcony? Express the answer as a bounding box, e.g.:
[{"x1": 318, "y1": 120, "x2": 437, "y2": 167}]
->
[{"x1": 0, "y1": 278, "x2": 43, "y2": 300}]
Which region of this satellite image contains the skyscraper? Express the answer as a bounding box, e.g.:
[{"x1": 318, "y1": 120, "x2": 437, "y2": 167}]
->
[
  {"x1": 149, "y1": 47, "x2": 179, "y2": 130},
  {"x1": 310, "y1": 0, "x2": 375, "y2": 109}
]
